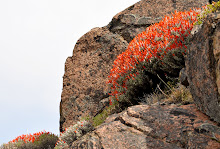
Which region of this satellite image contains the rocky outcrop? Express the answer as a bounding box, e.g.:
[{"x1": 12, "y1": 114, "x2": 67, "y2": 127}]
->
[
  {"x1": 186, "y1": 11, "x2": 220, "y2": 123},
  {"x1": 60, "y1": 27, "x2": 128, "y2": 132},
  {"x1": 60, "y1": 0, "x2": 209, "y2": 132},
  {"x1": 71, "y1": 104, "x2": 220, "y2": 149},
  {"x1": 108, "y1": 0, "x2": 209, "y2": 42}
]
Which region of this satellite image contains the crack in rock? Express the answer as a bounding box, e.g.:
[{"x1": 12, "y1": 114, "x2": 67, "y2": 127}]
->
[{"x1": 118, "y1": 111, "x2": 153, "y2": 135}]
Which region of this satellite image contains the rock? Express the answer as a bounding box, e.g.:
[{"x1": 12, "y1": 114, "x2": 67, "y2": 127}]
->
[
  {"x1": 60, "y1": 27, "x2": 128, "y2": 132},
  {"x1": 179, "y1": 68, "x2": 189, "y2": 87},
  {"x1": 71, "y1": 132, "x2": 103, "y2": 149},
  {"x1": 107, "y1": 0, "x2": 209, "y2": 42},
  {"x1": 186, "y1": 12, "x2": 220, "y2": 123},
  {"x1": 60, "y1": 0, "x2": 209, "y2": 132},
  {"x1": 70, "y1": 104, "x2": 220, "y2": 149}
]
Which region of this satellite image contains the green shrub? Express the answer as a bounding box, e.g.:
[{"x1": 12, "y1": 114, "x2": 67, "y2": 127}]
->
[
  {"x1": 92, "y1": 101, "x2": 121, "y2": 127},
  {"x1": 1, "y1": 131, "x2": 58, "y2": 149},
  {"x1": 33, "y1": 133, "x2": 58, "y2": 149},
  {"x1": 0, "y1": 143, "x2": 14, "y2": 149},
  {"x1": 56, "y1": 120, "x2": 94, "y2": 147},
  {"x1": 195, "y1": 1, "x2": 220, "y2": 25}
]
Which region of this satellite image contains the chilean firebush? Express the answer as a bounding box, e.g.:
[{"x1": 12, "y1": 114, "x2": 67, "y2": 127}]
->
[
  {"x1": 55, "y1": 120, "x2": 94, "y2": 148},
  {"x1": 1, "y1": 131, "x2": 58, "y2": 149},
  {"x1": 107, "y1": 8, "x2": 202, "y2": 106}
]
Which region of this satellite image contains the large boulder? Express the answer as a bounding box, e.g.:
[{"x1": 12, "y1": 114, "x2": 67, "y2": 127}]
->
[
  {"x1": 60, "y1": 27, "x2": 128, "y2": 132},
  {"x1": 60, "y1": 0, "x2": 209, "y2": 132},
  {"x1": 71, "y1": 104, "x2": 220, "y2": 149},
  {"x1": 186, "y1": 12, "x2": 220, "y2": 123}
]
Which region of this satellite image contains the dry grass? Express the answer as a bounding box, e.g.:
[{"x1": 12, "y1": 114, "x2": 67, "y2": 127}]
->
[
  {"x1": 139, "y1": 83, "x2": 193, "y2": 105},
  {"x1": 164, "y1": 84, "x2": 193, "y2": 104}
]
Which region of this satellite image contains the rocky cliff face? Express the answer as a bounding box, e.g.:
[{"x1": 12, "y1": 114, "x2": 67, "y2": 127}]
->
[
  {"x1": 60, "y1": 27, "x2": 128, "y2": 132},
  {"x1": 60, "y1": 0, "x2": 209, "y2": 133},
  {"x1": 186, "y1": 11, "x2": 220, "y2": 123}
]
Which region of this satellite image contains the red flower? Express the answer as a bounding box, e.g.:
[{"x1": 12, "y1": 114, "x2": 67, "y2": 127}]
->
[
  {"x1": 107, "y1": 8, "x2": 202, "y2": 103},
  {"x1": 9, "y1": 131, "x2": 52, "y2": 144}
]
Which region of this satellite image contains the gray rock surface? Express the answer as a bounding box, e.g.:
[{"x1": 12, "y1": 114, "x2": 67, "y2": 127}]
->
[
  {"x1": 71, "y1": 104, "x2": 220, "y2": 149},
  {"x1": 179, "y1": 68, "x2": 189, "y2": 87},
  {"x1": 186, "y1": 11, "x2": 220, "y2": 123}
]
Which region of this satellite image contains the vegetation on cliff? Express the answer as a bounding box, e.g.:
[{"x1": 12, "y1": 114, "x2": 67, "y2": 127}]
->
[
  {"x1": 107, "y1": 1, "x2": 220, "y2": 108},
  {"x1": 107, "y1": 8, "x2": 201, "y2": 106},
  {"x1": 0, "y1": 131, "x2": 58, "y2": 149},
  {"x1": 55, "y1": 120, "x2": 94, "y2": 148},
  {"x1": 2, "y1": 1, "x2": 220, "y2": 149}
]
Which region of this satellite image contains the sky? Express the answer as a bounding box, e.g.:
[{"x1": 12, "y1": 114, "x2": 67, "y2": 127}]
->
[{"x1": 0, "y1": 0, "x2": 140, "y2": 144}]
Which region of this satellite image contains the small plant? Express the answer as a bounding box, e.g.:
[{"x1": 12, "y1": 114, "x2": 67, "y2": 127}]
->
[
  {"x1": 54, "y1": 140, "x2": 68, "y2": 149},
  {"x1": 155, "y1": 75, "x2": 193, "y2": 105},
  {"x1": 33, "y1": 133, "x2": 58, "y2": 148},
  {"x1": 1, "y1": 131, "x2": 58, "y2": 149},
  {"x1": 54, "y1": 104, "x2": 122, "y2": 149},
  {"x1": 195, "y1": 1, "x2": 220, "y2": 25},
  {"x1": 92, "y1": 101, "x2": 121, "y2": 127},
  {"x1": 55, "y1": 120, "x2": 94, "y2": 147},
  {"x1": 164, "y1": 83, "x2": 193, "y2": 105},
  {"x1": 140, "y1": 82, "x2": 193, "y2": 106},
  {"x1": 1, "y1": 142, "x2": 15, "y2": 149},
  {"x1": 79, "y1": 100, "x2": 122, "y2": 128}
]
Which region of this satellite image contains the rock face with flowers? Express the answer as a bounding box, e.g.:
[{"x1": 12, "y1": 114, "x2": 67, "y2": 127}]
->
[
  {"x1": 56, "y1": 1, "x2": 220, "y2": 148},
  {"x1": 2, "y1": 1, "x2": 220, "y2": 149},
  {"x1": 59, "y1": 0, "x2": 209, "y2": 133},
  {"x1": 2, "y1": 1, "x2": 220, "y2": 148},
  {"x1": 107, "y1": 9, "x2": 201, "y2": 106}
]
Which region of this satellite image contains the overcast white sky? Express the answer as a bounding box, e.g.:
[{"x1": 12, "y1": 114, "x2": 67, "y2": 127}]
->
[{"x1": 0, "y1": 0, "x2": 140, "y2": 144}]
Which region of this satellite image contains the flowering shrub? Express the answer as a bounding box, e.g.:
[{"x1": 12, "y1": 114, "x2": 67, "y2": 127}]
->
[
  {"x1": 10, "y1": 131, "x2": 49, "y2": 143},
  {"x1": 1, "y1": 131, "x2": 58, "y2": 149},
  {"x1": 195, "y1": 1, "x2": 220, "y2": 25},
  {"x1": 107, "y1": 8, "x2": 203, "y2": 105},
  {"x1": 55, "y1": 120, "x2": 94, "y2": 148}
]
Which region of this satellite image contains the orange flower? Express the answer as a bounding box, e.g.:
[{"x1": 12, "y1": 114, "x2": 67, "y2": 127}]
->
[
  {"x1": 9, "y1": 131, "x2": 52, "y2": 144},
  {"x1": 107, "y1": 7, "x2": 201, "y2": 102}
]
